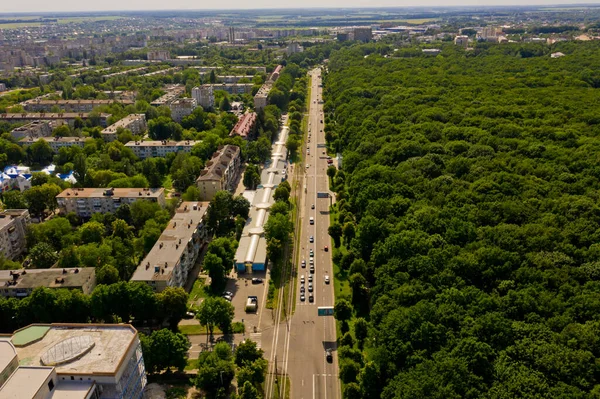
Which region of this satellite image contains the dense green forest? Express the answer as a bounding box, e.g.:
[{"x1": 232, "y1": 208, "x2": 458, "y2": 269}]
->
[{"x1": 325, "y1": 41, "x2": 600, "y2": 398}]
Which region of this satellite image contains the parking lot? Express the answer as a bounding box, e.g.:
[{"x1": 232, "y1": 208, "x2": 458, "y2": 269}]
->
[{"x1": 224, "y1": 269, "x2": 270, "y2": 333}]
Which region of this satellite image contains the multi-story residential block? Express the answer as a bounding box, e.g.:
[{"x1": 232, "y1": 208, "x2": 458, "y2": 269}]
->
[
  {"x1": 230, "y1": 112, "x2": 257, "y2": 139},
  {"x1": 254, "y1": 83, "x2": 271, "y2": 111},
  {"x1": 150, "y1": 84, "x2": 185, "y2": 107},
  {"x1": 204, "y1": 83, "x2": 254, "y2": 95},
  {"x1": 0, "y1": 83, "x2": 6, "y2": 91},
  {"x1": 9, "y1": 120, "x2": 63, "y2": 141},
  {"x1": 21, "y1": 99, "x2": 134, "y2": 113},
  {"x1": 286, "y1": 41, "x2": 304, "y2": 56},
  {"x1": 0, "y1": 267, "x2": 96, "y2": 298},
  {"x1": 196, "y1": 145, "x2": 241, "y2": 201},
  {"x1": 191, "y1": 85, "x2": 215, "y2": 109},
  {"x1": 19, "y1": 136, "x2": 87, "y2": 152},
  {"x1": 353, "y1": 27, "x2": 373, "y2": 42},
  {"x1": 56, "y1": 187, "x2": 166, "y2": 218},
  {"x1": 0, "y1": 113, "x2": 111, "y2": 127},
  {"x1": 0, "y1": 209, "x2": 30, "y2": 261},
  {"x1": 0, "y1": 323, "x2": 146, "y2": 399},
  {"x1": 100, "y1": 114, "x2": 147, "y2": 142},
  {"x1": 125, "y1": 140, "x2": 201, "y2": 159},
  {"x1": 169, "y1": 98, "x2": 197, "y2": 123},
  {"x1": 147, "y1": 50, "x2": 170, "y2": 61},
  {"x1": 270, "y1": 65, "x2": 283, "y2": 82},
  {"x1": 454, "y1": 35, "x2": 470, "y2": 48},
  {"x1": 130, "y1": 201, "x2": 210, "y2": 292},
  {"x1": 218, "y1": 75, "x2": 254, "y2": 84}
]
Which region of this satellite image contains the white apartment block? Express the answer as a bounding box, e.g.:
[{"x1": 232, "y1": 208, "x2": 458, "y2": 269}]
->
[
  {"x1": 22, "y1": 99, "x2": 134, "y2": 113},
  {"x1": 254, "y1": 83, "x2": 271, "y2": 110},
  {"x1": 125, "y1": 140, "x2": 201, "y2": 159},
  {"x1": 10, "y1": 120, "x2": 63, "y2": 141},
  {"x1": 0, "y1": 209, "x2": 30, "y2": 261},
  {"x1": 196, "y1": 145, "x2": 241, "y2": 201},
  {"x1": 147, "y1": 50, "x2": 170, "y2": 61},
  {"x1": 130, "y1": 201, "x2": 210, "y2": 292},
  {"x1": 100, "y1": 114, "x2": 147, "y2": 142},
  {"x1": 0, "y1": 324, "x2": 146, "y2": 399},
  {"x1": 56, "y1": 187, "x2": 166, "y2": 218},
  {"x1": 191, "y1": 85, "x2": 215, "y2": 109},
  {"x1": 169, "y1": 98, "x2": 197, "y2": 123},
  {"x1": 19, "y1": 136, "x2": 87, "y2": 152}
]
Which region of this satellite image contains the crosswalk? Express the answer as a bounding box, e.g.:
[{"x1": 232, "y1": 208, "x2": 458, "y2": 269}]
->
[{"x1": 249, "y1": 332, "x2": 262, "y2": 349}]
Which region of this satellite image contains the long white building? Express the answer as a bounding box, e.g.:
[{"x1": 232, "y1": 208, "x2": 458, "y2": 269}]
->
[{"x1": 125, "y1": 140, "x2": 201, "y2": 159}]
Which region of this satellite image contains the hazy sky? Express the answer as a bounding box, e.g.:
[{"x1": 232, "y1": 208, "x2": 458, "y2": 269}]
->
[{"x1": 1, "y1": 0, "x2": 599, "y2": 13}]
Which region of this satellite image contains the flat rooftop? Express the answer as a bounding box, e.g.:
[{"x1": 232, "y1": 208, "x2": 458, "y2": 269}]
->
[
  {"x1": 0, "y1": 268, "x2": 95, "y2": 291},
  {"x1": 49, "y1": 381, "x2": 95, "y2": 399},
  {"x1": 57, "y1": 187, "x2": 164, "y2": 199},
  {"x1": 14, "y1": 324, "x2": 137, "y2": 375},
  {"x1": 0, "y1": 209, "x2": 28, "y2": 230},
  {"x1": 0, "y1": 366, "x2": 53, "y2": 399},
  {"x1": 101, "y1": 114, "x2": 145, "y2": 133},
  {"x1": 0, "y1": 341, "x2": 17, "y2": 376},
  {"x1": 131, "y1": 201, "x2": 209, "y2": 282},
  {"x1": 125, "y1": 140, "x2": 201, "y2": 148}
]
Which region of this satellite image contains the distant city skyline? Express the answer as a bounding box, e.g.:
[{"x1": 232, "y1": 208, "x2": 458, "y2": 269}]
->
[{"x1": 1, "y1": 0, "x2": 600, "y2": 14}]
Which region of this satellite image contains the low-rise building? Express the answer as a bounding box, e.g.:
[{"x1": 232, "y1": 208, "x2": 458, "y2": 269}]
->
[
  {"x1": 196, "y1": 145, "x2": 241, "y2": 201},
  {"x1": 0, "y1": 209, "x2": 30, "y2": 261},
  {"x1": 125, "y1": 140, "x2": 201, "y2": 159},
  {"x1": 130, "y1": 201, "x2": 210, "y2": 292},
  {"x1": 56, "y1": 187, "x2": 166, "y2": 218},
  {"x1": 170, "y1": 98, "x2": 197, "y2": 123},
  {"x1": 19, "y1": 136, "x2": 87, "y2": 152},
  {"x1": 22, "y1": 99, "x2": 134, "y2": 113},
  {"x1": 0, "y1": 267, "x2": 96, "y2": 298},
  {"x1": 0, "y1": 323, "x2": 146, "y2": 398},
  {"x1": 230, "y1": 112, "x2": 257, "y2": 139},
  {"x1": 0, "y1": 113, "x2": 111, "y2": 127},
  {"x1": 192, "y1": 85, "x2": 215, "y2": 109},
  {"x1": 100, "y1": 114, "x2": 147, "y2": 142}
]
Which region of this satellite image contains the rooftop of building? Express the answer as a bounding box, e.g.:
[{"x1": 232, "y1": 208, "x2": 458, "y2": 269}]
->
[
  {"x1": 0, "y1": 268, "x2": 95, "y2": 292},
  {"x1": 196, "y1": 145, "x2": 240, "y2": 181},
  {"x1": 101, "y1": 114, "x2": 145, "y2": 133},
  {"x1": 230, "y1": 112, "x2": 257, "y2": 138},
  {"x1": 12, "y1": 324, "x2": 138, "y2": 375},
  {"x1": 48, "y1": 381, "x2": 95, "y2": 399},
  {"x1": 22, "y1": 99, "x2": 134, "y2": 105},
  {"x1": 0, "y1": 366, "x2": 54, "y2": 399},
  {"x1": 131, "y1": 201, "x2": 209, "y2": 282},
  {"x1": 125, "y1": 140, "x2": 201, "y2": 148},
  {"x1": 0, "y1": 209, "x2": 28, "y2": 227},
  {"x1": 19, "y1": 136, "x2": 87, "y2": 144},
  {"x1": 0, "y1": 340, "x2": 17, "y2": 375},
  {"x1": 56, "y1": 187, "x2": 164, "y2": 199},
  {"x1": 0, "y1": 113, "x2": 110, "y2": 120}
]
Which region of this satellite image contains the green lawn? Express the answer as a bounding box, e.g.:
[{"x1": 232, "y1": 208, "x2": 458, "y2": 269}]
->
[
  {"x1": 179, "y1": 321, "x2": 244, "y2": 336},
  {"x1": 188, "y1": 277, "x2": 207, "y2": 307}
]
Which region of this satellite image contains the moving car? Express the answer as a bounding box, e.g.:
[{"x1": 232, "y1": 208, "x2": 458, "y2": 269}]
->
[
  {"x1": 324, "y1": 275, "x2": 330, "y2": 284},
  {"x1": 300, "y1": 275, "x2": 305, "y2": 284},
  {"x1": 300, "y1": 294, "x2": 306, "y2": 302},
  {"x1": 251, "y1": 278, "x2": 263, "y2": 284},
  {"x1": 309, "y1": 236, "x2": 314, "y2": 243},
  {"x1": 311, "y1": 204, "x2": 315, "y2": 209},
  {"x1": 309, "y1": 294, "x2": 314, "y2": 303},
  {"x1": 301, "y1": 260, "x2": 306, "y2": 268},
  {"x1": 324, "y1": 245, "x2": 328, "y2": 252},
  {"x1": 310, "y1": 217, "x2": 314, "y2": 225},
  {"x1": 326, "y1": 349, "x2": 333, "y2": 362},
  {"x1": 308, "y1": 282, "x2": 313, "y2": 292}
]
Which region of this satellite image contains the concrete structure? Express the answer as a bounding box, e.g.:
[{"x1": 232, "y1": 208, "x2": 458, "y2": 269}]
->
[
  {"x1": 219, "y1": 75, "x2": 254, "y2": 84},
  {"x1": 19, "y1": 136, "x2": 87, "y2": 152},
  {"x1": 286, "y1": 42, "x2": 304, "y2": 56},
  {"x1": 100, "y1": 114, "x2": 147, "y2": 142},
  {"x1": 196, "y1": 145, "x2": 241, "y2": 201},
  {"x1": 234, "y1": 122, "x2": 288, "y2": 272},
  {"x1": 0, "y1": 113, "x2": 110, "y2": 127},
  {"x1": 0, "y1": 267, "x2": 96, "y2": 298},
  {"x1": 205, "y1": 83, "x2": 254, "y2": 95},
  {"x1": 56, "y1": 187, "x2": 166, "y2": 218},
  {"x1": 232, "y1": 66, "x2": 267, "y2": 73},
  {"x1": 169, "y1": 98, "x2": 197, "y2": 123},
  {"x1": 150, "y1": 84, "x2": 185, "y2": 107},
  {"x1": 125, "y1": 140, "x2": 201, "y2": 159},
  {"x1": 130, "y1": 202, "x2": 210, "y2": 292},
  {"x1": 191, "y1": 85, "x2": 215, "y2": 109},
  {"x1": 0, "y1": 323, "x2": 146, "y2": 399},
  {"x1": 147, "y1": 50, "x2": 170, "y2": 61},
  {"x1": 353, "y1": 27, "x2": 372, "y2": 42},
  {"x1": 230, "y1": 112, "x2": 257, "y2": 139},
  {"x1": 254, "y1": 84, "x2": 270, "y2": 111},
  {"x1": 454, "y1": 35, "x2": 469, "y2": 48},
  {"x1": 0, "y1": 209, "x2": 30, "y2": 261},
  {"x1": 10, "y1": 120, "x2": 63, "y2": 141},
  {"x1": 22, "y1": 99, "x2": 134, "y2": 113}
]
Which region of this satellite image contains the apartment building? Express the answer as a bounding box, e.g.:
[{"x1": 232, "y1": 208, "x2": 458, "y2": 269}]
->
[
  {"x1": 10, "y1": 120, "x2": 63, "y2": 141},
  {"x1": 254, "y1": 83, "x2": 271, "y2": 110},
  {"x1": 204, "y1": 83, "x2": 254, "y2": 95},
  {"x1": 196, "y1": 145, "x2": 241, "y2": 201},
  {"x1": 100, "y1": 114, "x2": 147, "y2": 142},
  {"x1": 286, "y1": 42, "x2": 304, "y2": 56},
  {"x1": 169, "y1": 98, "x2": 197, "y2": 123},
  {"x1": 22, "y1": 99, "x2": 134, "y2": 113},
  {"x1": 191, "y1": 85, "x2": 215, "y2": 109},
  {"x1": 56, "y1": 187, "x2": 166, "y2": 218},
  {"x1": 130, "y1": 202, "x2": 210, "y2": 292},
  {"x1": 0, "y1": 267, "x2": 96, "y2": 298},
  {"x1": 147, "y1": 50, "x2": 170, "y2": 61},
  {"x1": 150, "y1": 84, "x2": 185, "y2": 107},
  {"x1": 0, "y1": 209, "x2": 30, "y2": 261},
  {"x1": 0, "y1": 323, "x2": 146, "y2": 399},
  {"x1": 219, "y1": 75, "x2": 254, "y2": 84},
  {"x1": 270, "y1": 65, "x2": 283, "y2": 82},
  {"x1": 125, "y1": 140, "x2": 201, "y2": 159},
  {"x1": 0, "y1": 113, "x2": 111, "y2": 127},
  {"x1": 230, "y1": 112, "x2": 257, "y2": 139},
  {"x1": 19, "y1": 136, "x2": 87, "y2": 152},
  {"x1": 353, "y1": 27, "x2": 373, "y2": 42}
]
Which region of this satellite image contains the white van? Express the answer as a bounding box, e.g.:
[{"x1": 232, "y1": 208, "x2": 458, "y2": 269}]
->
[{"x1": 309, "y1": 217, "x2": 314, "y2": 225}]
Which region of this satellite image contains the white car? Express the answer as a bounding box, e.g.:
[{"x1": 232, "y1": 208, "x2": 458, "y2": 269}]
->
[
  {"x1": 324, "y1": 275, "x2": 330, "y2": 284},
  {"x1": 308, "y1": 283, "x2": 313, "y2": 292},
  {"x1": 300, "y1": 275, "x2": 305, "y2": 284},
  {"x1": 309, "y1": 236, "x2": 314, "y2": 243},
  {"x1": 308, "y1": 275, "x2": 313, "y2": 283}
]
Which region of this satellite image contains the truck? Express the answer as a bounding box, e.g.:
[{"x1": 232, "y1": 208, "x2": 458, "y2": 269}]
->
[{"x1": 245, "y1": 296, "x2": 258, "y2": 313}]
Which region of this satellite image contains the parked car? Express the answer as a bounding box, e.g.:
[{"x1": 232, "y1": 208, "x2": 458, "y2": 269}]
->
[
  {"x1": 300, "y1": 294, "x2": 306, "y2": 302},
  {"x1": 324, "y1": 275, "x2": 330, "y2": 284},
  {"x1": 326, "y1": 349, "x2": 332, "y2": 362},
  {"x1": 311, "y1": 204, "x2": 315, "y2": 209},
  {"x1": 251, "y1": 278, "x2": 263, "y2": 284},
  {"x1": 309, "y1": 294, "x2": 314, "y2": 303},
  {"x1": 222, "y1": 294, "x2": 233, "y2": 301}
]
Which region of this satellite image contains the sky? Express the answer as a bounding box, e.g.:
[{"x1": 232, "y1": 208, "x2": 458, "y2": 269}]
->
[{"x1": 1, "y1": 0, "x2": 600, "y2": 13}]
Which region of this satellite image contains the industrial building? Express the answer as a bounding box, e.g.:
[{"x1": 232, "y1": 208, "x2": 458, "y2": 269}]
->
[
  {"x1": 130, "y1": 201, "x2": 210, "y2": 292},
  {"x1": 0, "y1": 323, "x2": 146, "y2": 399},
  {"x1": 234, "y1": 124, "x2": 289, "y2": 272}
]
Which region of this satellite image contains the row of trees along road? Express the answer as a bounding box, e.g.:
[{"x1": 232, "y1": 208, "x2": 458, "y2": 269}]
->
[{"x1": 326, "y1": 40, "x2": 600, "y2": 398}]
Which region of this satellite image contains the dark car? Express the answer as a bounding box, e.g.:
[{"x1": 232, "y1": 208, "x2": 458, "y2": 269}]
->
[
  {"x1": 326, "y1": 349, "x2": 333, "y2": 362},
  {"x1": 251, "y1": 278, "x2": 263, "y2": 284},
  {"x1": 309, "y1": 294, "x2": 314, "y2": 303}
]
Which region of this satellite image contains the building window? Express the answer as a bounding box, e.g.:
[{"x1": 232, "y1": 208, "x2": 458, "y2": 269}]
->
[{"x1": 48, "y1": 380, "x2": 55, "y2": 391}]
